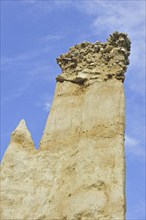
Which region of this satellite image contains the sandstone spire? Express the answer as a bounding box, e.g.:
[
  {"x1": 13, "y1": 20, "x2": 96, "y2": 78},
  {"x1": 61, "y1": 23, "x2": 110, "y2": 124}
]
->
[
  {"x1": 1, "y1": 32, "x2": 131, "y2": 220},
  {"x1": 10, "y1": 119, "x2": 35, "y2": 147}
]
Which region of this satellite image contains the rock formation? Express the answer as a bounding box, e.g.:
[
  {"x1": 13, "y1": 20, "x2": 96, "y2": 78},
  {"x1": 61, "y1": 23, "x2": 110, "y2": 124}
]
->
[{"x1": 1, "y1": 32, "x2": 131, "y2": 220}]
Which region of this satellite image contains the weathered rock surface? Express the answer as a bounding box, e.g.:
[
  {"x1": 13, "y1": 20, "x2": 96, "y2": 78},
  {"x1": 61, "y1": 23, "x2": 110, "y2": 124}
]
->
[{"x1": 1, "y1": 32, "x2": 131, "y2": 220}]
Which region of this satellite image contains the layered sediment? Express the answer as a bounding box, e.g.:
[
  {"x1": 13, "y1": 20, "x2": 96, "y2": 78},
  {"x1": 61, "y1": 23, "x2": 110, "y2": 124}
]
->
[{"x1": 1, "y1": 32, "x2": 131, "y2": 220}]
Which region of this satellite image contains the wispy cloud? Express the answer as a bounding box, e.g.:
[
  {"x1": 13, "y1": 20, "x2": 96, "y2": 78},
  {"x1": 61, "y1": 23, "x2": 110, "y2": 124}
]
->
[
  {"x1": 125, "y1": 135, "x2": 138, "y2": 146},
  {"x1": 41, "y1": 34, "x2": 65, "y2": 42},
  {"x1": 43, "y1": 102, "x2": 52, "y2": 112},
  {"x1": 1, "y1": 44, "x2": 51, "y2": 66},
  {"x1": 125, "y1": 135, "x2": 138, "y2": 147},
  {"x1": 1, "y1": 76, "x2": 33, "y2": 104},
  {"x1": 1, "y1": 56, "x2": 55, "y2": 104},
  {"x1": 23, "y1": 0, "x2": 72, "y2": 16},
  {"x1": 1, "y1": 62, "x2": 55, "y2": 104},
  {"x1": 35, "y1": 93, "x2": 54, "y2": 112},
  {"x1": 91, "y1": 2, "x2": 145, "y2": 33},
  {"x1": 125, "y1": 135, "x2": 145, "y2": 158},
  {"x1": 2, "y1": 91, "x2": 26, "y2": 104},
  {"x1": 1, "y1": 38, "x2": 57, "y2": 103},
  {"x1": 25, "y1": 0, "x2": 72, "y2": 8}
]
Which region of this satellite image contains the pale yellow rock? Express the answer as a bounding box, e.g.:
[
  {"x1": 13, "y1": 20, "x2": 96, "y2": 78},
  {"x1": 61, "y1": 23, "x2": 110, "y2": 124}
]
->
[{"x1": 1, "y1": 32, "x2": 131, "y2": 220}]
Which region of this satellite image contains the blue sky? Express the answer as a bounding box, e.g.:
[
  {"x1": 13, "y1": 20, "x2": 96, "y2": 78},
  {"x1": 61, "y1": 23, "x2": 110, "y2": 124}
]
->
[{"x1": 1, "y1": 0, "x2": 145, "y2": 219}]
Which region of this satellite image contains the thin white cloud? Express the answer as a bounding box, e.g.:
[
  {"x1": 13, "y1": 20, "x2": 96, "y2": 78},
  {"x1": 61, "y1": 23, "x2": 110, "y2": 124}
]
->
[
  {"x1": 2, "y1": 92, "x2": 22, "y2": 104},
  {"x1": 35, "y1": 93, "x2": 54, "y2": 110},
  {"x1": 26, "y1": 0, "x2": 73, "y2": 8},
  {"x1": 25, "y1": 0, "x2": 36, "y2": 3},
  {"x1": 28, "y1": 64, "x2": 54, "y2": 80},
  {"x1": 92, "y1": 2, "x2": 145, "y2": 32},
  {"x1": 125, "y1": 135, "x2": 138, "y2": 146},
  {"x1": 1, "y1": 62, "x2": 56, "y2": 104},
  {"x1": 125, "y1": 135, "x2": 145, "y2": 158},
  {"x1": 41, "y1": 34, "x2": 65, "y2": 42},
  {"x1": 2, "y1": 81, "x2": 32, "y2": 104},
  {"x1": 1, "y1": 45, "x2": 51, "y2": 66},
  {"x1": 1, "y1": 58, "x2": 55, "y2": 104},
  {"x1": 43, "y1": 102, "x2": 51, "y2": 112},
  {"x1": 22, "y1": 0, "x2": 71, "y2": 15}
]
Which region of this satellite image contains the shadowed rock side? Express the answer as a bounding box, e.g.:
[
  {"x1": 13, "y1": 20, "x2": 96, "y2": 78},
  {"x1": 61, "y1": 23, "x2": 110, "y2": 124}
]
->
[{"x1": 1, "y1": 32, "x2": 131, "y2": 220}]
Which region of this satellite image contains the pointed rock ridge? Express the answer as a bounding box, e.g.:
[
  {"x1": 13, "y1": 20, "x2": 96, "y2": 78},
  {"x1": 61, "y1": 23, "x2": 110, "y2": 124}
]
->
[
  {"x1": 10, "y1": 119, "x2": 35, "y2": 150},
  {"x1": 56, "y1": 31, "x2": 131, "y2": 84},
  {"x1": 15, "y1": 119, "x2": 27, "y2": 129}
]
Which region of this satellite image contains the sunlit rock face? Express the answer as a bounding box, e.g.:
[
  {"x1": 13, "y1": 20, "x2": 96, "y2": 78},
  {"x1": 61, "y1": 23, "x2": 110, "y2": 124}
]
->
[{"x1": 1, "y1": 32, "x2": 131, "y2": 220}]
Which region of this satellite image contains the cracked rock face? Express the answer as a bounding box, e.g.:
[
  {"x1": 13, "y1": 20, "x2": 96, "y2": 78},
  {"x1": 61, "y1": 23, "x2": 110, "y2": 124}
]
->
[{"x1": 1, "y1": 32, "x2": 130, "y2": 220}]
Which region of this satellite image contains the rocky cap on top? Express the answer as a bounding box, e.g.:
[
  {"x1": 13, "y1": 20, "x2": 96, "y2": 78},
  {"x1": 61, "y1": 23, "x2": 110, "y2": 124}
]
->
[{"x1": 56, "y1": 32, "x2": 131, "y2": 84}]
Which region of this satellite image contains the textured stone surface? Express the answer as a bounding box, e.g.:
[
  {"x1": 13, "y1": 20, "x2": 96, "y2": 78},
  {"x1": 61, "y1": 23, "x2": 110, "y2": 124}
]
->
[{"x1": 1, "y1": 32, "x2": 131, "y2": 220}]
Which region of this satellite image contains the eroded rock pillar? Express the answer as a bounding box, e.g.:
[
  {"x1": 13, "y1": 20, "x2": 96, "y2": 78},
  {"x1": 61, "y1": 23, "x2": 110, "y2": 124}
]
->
[{"x1": 1, "y1": 32, "x2": 131, "y2": 220}]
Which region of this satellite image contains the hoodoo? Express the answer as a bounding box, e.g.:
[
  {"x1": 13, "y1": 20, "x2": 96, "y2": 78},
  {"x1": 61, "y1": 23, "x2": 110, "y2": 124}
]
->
[{"x1": 1, "y1": 32, "x2": 131, "y2": 220}]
